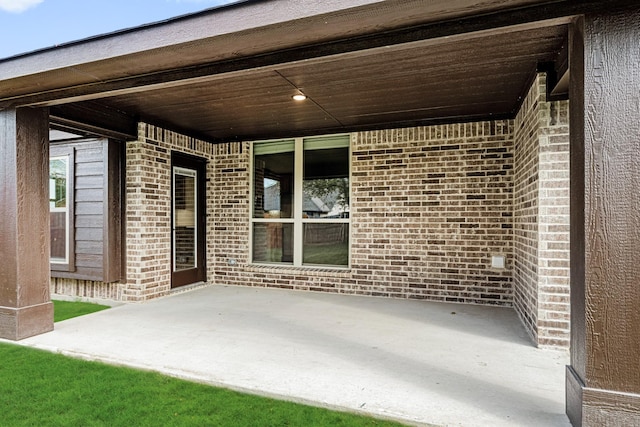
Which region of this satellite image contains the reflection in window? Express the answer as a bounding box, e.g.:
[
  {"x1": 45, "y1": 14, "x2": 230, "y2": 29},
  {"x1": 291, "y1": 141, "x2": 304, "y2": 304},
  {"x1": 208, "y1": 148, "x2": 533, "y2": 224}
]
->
[
  {"x1": 50, "y1": 157, "x2": 69, "y2": 263},
  {"x1": 303, "y1": 145, "x2": 349, "y2": 219},
  {"x1": 302, "y1": 141, "x2": 349, "y2": 266},
  {"x1": 253, "y1": 223, "x2": 294, "y2": 264},
  {"x1": 253, "y1": 141, "x2": 294, "y2": 219},
  {"x1": 251, "y1": 135, "x2": 350, "y2": 267},
  {"x1": 303, "y1": 223, "x2": 349, "y2": 266}
]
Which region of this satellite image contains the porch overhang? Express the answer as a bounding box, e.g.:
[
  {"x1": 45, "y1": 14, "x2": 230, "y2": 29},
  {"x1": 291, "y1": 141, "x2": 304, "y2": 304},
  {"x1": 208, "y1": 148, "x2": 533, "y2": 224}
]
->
[{"x1": 1, "y1": 0, "x2": 633, "y2": 142}]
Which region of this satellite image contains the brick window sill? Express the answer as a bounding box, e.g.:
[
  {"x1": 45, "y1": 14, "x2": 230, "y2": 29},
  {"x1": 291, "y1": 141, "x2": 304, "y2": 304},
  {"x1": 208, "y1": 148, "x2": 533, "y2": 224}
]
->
[{"x1": 246, "y1": 264, "x2": 352, "y2": 277}]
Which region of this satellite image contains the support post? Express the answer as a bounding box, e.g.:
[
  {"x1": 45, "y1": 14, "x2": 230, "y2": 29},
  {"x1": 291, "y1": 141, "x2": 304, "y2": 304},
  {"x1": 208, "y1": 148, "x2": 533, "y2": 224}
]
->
[
  {"x1": 0, "y1": 107, "x2": 53, "y2": 340},
  {"x1": 567, "y1": 10, "x2": 640, "y2": 426}
]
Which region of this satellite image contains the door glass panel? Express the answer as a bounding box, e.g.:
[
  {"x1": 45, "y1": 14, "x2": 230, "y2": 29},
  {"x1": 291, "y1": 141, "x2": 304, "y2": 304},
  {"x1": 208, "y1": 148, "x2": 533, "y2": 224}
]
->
[{"x1": 174, "y1": 167, "x2": 197, "y2": 271}]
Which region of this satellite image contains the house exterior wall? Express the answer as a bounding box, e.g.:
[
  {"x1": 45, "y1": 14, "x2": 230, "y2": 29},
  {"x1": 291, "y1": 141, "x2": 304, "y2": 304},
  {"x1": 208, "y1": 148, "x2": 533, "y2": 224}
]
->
[
  {"x1": 513, "y1": 74, "x2": 570, "y2": 348},
  {"x1": 52, "y1": 79, "x2": 569, "y2": 348},
  {"x1": 50, "y1": 138, "x2": 123, "y2": 299},
  {"x1": 513, "y1": 79, "x2": 541, "y2": 340},
  {"x1": 212, "y1": 122, "x2": 515, "y2": 304},
  {"x1": 123, "y1": 123, "x2": 216, "y2": 301},
  {"x1": 52, "y1": 124, "x2": 216, "y2": 301}
]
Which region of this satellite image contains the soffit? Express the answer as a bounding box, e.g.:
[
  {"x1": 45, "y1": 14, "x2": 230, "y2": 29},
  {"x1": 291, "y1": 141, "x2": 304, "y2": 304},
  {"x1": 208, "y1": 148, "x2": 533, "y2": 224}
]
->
[
  {"x1": 0, "y1": 0, "x2": 556, "y2": 99},
  {"x1": 0, "y1": 0, "x2": 576, "y2": 142},
  {"x1": 79, "y1": 24, "x2": 567, "y2": 141}
]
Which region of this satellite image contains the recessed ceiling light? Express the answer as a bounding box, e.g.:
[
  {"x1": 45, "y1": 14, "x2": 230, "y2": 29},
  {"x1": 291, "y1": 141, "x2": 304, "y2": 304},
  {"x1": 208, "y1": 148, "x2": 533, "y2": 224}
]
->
[{"x1": 292, "y1": 94, "x2": 307, "y2": 101}]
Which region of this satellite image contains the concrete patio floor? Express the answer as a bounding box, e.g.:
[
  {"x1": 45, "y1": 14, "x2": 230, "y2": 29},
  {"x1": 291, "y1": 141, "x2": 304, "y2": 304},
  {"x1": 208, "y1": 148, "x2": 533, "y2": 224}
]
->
[{"x1": 17, "y1": 285, "x2": 569, "y2": 426}]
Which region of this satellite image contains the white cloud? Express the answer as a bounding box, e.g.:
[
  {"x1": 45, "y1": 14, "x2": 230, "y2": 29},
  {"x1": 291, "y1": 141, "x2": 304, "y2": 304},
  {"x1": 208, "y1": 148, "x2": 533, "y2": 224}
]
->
[{"x1": 0, "y1": 0, "x2": 43, "y2": 13}]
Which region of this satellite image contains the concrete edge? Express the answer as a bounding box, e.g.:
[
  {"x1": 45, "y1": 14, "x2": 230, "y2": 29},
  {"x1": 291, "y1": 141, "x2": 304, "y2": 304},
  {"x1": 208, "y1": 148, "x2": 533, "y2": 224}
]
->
[{"x1": 0, "y1": 338, "x2": 436, "y2": 427}]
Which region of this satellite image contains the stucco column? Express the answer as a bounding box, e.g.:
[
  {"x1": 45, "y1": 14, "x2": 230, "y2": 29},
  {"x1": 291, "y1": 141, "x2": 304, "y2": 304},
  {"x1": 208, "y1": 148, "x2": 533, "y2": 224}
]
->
[
  {"x1": 567, "y1": 11, "x2": 640, "y2": 426},
  {"x1": 0, "y1": 107, "x2": 53, "y2": 340}
]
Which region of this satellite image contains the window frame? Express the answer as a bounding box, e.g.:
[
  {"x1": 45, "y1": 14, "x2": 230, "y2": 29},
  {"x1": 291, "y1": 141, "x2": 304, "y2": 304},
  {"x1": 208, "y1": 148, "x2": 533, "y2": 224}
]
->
[
  {"x1": 250, "y1": 134, "x2": 351, "y2": 269},
  {"x1": 49, "y1": 146, "x2": 76, "y2": 272}
]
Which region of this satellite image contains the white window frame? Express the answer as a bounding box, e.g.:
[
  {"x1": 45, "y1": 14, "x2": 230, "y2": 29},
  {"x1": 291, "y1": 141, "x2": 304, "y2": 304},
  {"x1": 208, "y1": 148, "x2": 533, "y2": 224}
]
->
[
  {"x1": 250, "y1": 134, "x2": 351, "y2": 268},
  {"x1": 50, "y1": 155, "x2": 70, "y2": 265}
]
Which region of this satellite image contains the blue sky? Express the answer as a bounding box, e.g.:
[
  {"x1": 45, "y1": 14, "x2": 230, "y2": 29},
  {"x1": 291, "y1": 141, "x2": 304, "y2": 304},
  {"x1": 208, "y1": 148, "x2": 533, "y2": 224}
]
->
[{"x1": 0, "y1": 0, "x2": 239, "y2": 59}]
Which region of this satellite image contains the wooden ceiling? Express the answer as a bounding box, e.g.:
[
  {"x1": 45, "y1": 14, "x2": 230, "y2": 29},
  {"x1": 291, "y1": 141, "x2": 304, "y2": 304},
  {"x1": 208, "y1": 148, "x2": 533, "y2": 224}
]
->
[
  {"x1": 0, "y1": 0, "x2": 590, "y2": 142},
  {"x1": 83, "y1": 24, "x2": 567, "y2": 141}
]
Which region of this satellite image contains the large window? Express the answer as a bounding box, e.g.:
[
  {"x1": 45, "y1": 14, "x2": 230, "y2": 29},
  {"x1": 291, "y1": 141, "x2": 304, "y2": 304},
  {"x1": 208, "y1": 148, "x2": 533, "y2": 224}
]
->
[{"x1": 252, "y1": 135, "x2": 350, "y2": 267}]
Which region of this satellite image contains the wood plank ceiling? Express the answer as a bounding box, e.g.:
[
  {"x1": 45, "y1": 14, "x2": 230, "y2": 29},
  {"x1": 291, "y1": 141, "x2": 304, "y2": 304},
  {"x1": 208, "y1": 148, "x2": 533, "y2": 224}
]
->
[
  {"x1": 0, "y1": 0, "x2": 577, "y2": 142},
  {"x1": 64, "y1": 24, "x2": 566, "y2": 142}
]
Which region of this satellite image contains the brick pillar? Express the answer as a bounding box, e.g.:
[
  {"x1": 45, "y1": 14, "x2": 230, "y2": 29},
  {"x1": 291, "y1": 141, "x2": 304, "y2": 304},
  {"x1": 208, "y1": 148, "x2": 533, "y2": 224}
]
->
[
  {"x1": 567, "y1": 11, "x2": 640, "y2": 426},
  {"x1": 0, "y1": 108, "x2": 53, "y2": 340},
  {"x1": 513, "y1": 75, "x2": 571, "y2": 349},
  {"x1": 123, "y1": 124, "x2": 172, "y2": 301}
]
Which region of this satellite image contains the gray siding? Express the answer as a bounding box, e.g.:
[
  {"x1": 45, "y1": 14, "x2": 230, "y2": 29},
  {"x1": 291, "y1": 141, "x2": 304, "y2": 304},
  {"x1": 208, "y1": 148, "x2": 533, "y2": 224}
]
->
[{"x1": 50, "y1": 138, "x2": 122, "y2": 282}]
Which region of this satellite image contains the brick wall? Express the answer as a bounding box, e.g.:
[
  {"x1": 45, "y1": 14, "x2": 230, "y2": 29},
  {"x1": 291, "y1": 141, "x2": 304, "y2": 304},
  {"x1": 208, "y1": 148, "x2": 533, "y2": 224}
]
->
[
  {"x1": 513, "y1": 74, "x2": 570, "y2": 347},
  {"x1": 537, "y1": 82, "x2": 570, "y2": 348},
  {"x1": 210, "y1": 142, "x2": 251, "y2": 282},
  {"x1": 211, "y1": 122, "x2": 515, "y2": 304},
  {"x1": 123, "y1": 123, "x2": 215, "y2": 301},
  {"x1": 51, "y1": 126, "x2": 226, "y2": 301},
  {"x1": 514, "y1": 78, "x2": 541, "y2": 340},
  {"x1": 51, "y1": 87, "x2": 569, "y2": 348}
]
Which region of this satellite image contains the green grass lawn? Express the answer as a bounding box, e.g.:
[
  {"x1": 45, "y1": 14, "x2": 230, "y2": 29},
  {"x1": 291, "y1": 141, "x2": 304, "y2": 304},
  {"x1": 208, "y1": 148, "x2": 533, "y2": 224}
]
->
[
  {"x1": 303, "y1": 242, "x2": 349, "y2": 266},
  {"x1": 7, "y1": 301, "x2": 405, "y2": 426},
  {"x1": 0, "y1": 343, "x2": 404, "y2": 427},
  {"x1": 53, "y1": 300, "x2": 110, "y2": 322}
]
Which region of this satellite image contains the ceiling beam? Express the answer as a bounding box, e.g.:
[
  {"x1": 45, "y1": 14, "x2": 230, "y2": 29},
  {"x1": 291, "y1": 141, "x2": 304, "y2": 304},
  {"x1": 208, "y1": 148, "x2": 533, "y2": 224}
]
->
[
  {"x1": 50, "y1": 102, "x2": 138, "y2": 141},
  {"x1": 0, "y1": 0, "x2": 637, "y2": 110},
  {"x1": 548, "y1": 41, "x2": 570, "y2": 100}
]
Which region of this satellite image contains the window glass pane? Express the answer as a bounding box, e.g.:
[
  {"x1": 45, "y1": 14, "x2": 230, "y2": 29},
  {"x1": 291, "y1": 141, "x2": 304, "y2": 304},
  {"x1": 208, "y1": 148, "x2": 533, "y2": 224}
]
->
[
  {"x1": 50, "y1": 212, "x2": 67, "y2": 260},
  {"x1": 254, "y1": 148, "x2": 294, "y2": 219},
  {"x1": 303, "y1": 146, "x2": 349, "y2": 219},
  {"x1": 50, "y1": 156, "x2": 68, "y2": 263},
  {"x1": 50, "y1": 158, "x2": 67, "y2": 209},
  {"x1": 303, "y1": 223, "x2": 349, "y2": 266},
  {"x1": 253, "y1": 223, "x2": 294, "y2": 264}
]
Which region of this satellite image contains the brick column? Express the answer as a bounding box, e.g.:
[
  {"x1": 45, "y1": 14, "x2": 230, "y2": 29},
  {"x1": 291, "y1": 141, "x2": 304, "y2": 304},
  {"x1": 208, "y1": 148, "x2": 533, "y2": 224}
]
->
[
  {"x1": 0, "y1": 108, "x2": 53, "y2": 340},
  {"x1": 567, "y1": 12, "x2": 640, "y2": 426},
  {"x1": 513, "y1": 75, "x2": 570, "y2": 348},
  {"x1": 124, "y1": 124, "x2": 172, "y2": 301}
]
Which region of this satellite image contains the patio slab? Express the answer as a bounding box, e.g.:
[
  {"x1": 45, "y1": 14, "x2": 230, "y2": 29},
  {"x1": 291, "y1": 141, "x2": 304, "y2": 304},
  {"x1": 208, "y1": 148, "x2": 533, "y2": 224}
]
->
[{"x1": 16, "y1": 285, "x2": 569, "y2": 426}]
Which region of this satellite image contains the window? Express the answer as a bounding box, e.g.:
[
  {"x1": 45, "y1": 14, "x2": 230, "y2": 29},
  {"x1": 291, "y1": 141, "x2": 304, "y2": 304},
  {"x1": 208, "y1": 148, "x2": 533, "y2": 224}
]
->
[
  {"x1": 49, "y1": 147, "x2": 75, "y2": 271},
  {"x1": 252, "y1": 135, "x2": 350, "y2": 267}
]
